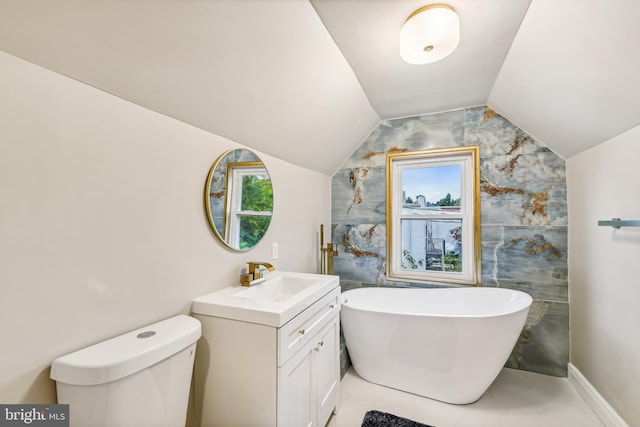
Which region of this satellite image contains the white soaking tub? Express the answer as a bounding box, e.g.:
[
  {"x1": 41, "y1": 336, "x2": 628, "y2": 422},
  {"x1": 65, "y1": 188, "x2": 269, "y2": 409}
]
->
[{"x1": 341, "y1": 286, "x2": 532, "y2": 404}]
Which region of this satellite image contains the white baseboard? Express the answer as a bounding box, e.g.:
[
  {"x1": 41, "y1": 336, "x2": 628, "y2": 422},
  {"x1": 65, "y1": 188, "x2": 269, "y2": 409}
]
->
[{"x1": 568, "y1": 363, "x2": 629, "y2": 427}]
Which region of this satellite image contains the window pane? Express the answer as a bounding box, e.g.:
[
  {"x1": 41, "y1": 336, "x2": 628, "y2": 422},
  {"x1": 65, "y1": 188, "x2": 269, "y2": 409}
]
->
[
  {"x1": 400, "y1": 218, "x2": 463, "y2": 273},
  {"x1": 389, "y1": 147, "x2": 478, "y2": 285},
  {"x1": 238, "y1": 215, "x2": 272, "y2": 250},
  {"x1": 241, "y1": 174, "x2": 273, "y2": 212},
  {"x1": 401, "y1": 165, "x2": 461, "y2": 215}
]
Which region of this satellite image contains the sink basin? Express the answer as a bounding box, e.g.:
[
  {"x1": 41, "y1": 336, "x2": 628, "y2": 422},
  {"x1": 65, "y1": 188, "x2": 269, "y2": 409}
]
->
[
  {"x1": 233, "y1": 276, "x2": 318, "y2": 302},
  {"x1": 191, "y1": 271, "x2": 340, "y2": 327}
]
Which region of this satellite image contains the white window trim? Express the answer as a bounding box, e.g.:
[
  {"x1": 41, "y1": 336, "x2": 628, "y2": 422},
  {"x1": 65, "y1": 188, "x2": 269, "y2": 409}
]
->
[
  {"x1": 225, "y1": 164, "x2": 271, "y2": 248},
  {"x1": 386, "y1": 146, "x2": 481, "y2": 286}
]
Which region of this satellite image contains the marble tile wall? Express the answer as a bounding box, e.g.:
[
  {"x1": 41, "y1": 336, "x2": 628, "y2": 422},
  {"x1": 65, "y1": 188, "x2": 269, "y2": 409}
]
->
[{"x1": 332, "y1": 106, "x2": 568, "y2": 378}]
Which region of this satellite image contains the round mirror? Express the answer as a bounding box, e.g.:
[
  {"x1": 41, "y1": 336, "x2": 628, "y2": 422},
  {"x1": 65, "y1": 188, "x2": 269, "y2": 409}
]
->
[{"x1": 205, "y1": 149, "x2": 273, "y2": 251}]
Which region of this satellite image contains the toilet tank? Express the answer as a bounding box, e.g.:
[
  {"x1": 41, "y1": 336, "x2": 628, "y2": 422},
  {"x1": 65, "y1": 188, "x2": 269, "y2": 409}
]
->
[{"x1": 50, "y1": 315, "x2": 201, "y2": 427}]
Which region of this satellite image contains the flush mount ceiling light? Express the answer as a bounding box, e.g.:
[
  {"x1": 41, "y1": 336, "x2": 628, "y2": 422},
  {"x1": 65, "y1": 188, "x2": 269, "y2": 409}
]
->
[{"x1": 399, "y1": 4, "x2": 460, "y2": 65}]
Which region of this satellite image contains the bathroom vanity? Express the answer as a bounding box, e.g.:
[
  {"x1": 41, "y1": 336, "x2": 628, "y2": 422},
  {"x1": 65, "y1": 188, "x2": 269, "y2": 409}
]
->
[{"x1": 191, "y1": 271, "x2": 340, "y2": 427}]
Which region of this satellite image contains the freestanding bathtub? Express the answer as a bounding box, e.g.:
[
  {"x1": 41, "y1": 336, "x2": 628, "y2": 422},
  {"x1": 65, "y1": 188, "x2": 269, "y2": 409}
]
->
[{"x1": 341, "y1": 286, "x2": 532, "y2": 404}]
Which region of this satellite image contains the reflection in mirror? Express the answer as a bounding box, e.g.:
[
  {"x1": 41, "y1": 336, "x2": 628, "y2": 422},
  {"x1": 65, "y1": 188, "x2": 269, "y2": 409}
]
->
[{"x1": 205, "y1": 149, "x2": 273, "y2": 251}]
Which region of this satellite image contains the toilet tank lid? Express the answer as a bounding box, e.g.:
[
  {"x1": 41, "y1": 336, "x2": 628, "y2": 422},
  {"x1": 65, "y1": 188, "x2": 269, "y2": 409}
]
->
[{"x1": 50, "y1": 315, "x2": 201, "y2": 386}]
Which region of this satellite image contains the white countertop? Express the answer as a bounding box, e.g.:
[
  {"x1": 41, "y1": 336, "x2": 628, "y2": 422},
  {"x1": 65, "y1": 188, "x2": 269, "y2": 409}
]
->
[{"x1": 191, "y1": 271, "x2": 340, "y2": 327}]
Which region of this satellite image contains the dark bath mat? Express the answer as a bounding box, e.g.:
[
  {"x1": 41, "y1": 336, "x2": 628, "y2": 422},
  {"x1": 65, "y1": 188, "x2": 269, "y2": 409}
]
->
[{"x1": 361, "y1": 410, "x2": 434, "y2": 427}]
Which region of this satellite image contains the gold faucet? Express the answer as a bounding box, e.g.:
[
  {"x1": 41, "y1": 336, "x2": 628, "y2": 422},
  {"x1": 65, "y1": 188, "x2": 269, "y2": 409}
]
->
[
  {"x1": 320, "y1": 225, "x2": 338, "y2": 275},
  {"x1": 241, "y1": 261, "x2": 275, "y2": 286}
]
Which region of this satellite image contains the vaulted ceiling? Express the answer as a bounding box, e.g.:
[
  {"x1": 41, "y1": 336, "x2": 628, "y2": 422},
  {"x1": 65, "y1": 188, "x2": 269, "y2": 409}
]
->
[{"x1": 0, "y1": 0, "x2": 638, "y2": 175}]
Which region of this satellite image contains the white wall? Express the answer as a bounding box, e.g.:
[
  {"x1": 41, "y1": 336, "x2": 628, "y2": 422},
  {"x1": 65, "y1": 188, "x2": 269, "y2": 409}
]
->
[
  {"x1": 0, "y1": 51, "x2": 331, "y2": 403},
  {"x1": 568, "y1": 125, "x2": 640, "y2": 426}
]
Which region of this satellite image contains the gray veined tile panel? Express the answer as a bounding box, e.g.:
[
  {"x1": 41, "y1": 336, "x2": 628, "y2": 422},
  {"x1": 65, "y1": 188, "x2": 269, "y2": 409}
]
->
[
  {"x1": 463, "y1": 105, "x2": 487, "y2": 125},
  {"x1": 332, "y1": 167, "x2": 386, "y2": 225},
  {"x1": 481, "y1": 185, "x2": 568, "y2": 226},
  {"x1": 464, "y1": 107, "x2": 550, "y2": 157},
  {"x1": 481, "y1": 152, "x2": 566, "y2": 188},
  {"x1": 506, "y1": 300, "x2": 569, "y2": 377},
  {"x1": 331, "y1": 224, "x2": 386, "y2": 283},
  {"x1": 342, "y1": 109, "x2": 466, "y2": 169},
  {"x1": 480, "y1": 152, "x2": 567, "y2": 226},
  {"x1": 481, "y1": 225, "x2": 568, "y2": 302}
]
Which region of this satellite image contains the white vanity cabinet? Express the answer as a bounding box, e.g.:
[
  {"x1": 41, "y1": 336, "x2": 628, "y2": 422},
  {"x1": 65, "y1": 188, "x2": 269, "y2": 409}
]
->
[
  {"x1": 277, "y1": 313, "x2": 340, "y2": 427},
  {"x1": 193, "y1": 284, "x2": 340, "y2": 427}
]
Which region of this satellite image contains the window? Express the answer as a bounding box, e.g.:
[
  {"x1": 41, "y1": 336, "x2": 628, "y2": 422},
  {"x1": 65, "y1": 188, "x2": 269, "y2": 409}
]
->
[
  {"x1": 386, "y1": 147, "x2": 481, "y2": 285},
  {"x1": 225, "y1": 162, "x2": 273, "y2": 250}
]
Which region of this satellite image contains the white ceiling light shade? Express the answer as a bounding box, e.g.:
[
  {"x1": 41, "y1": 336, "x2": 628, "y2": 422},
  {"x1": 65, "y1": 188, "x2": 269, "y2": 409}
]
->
[{"x1": 399, "y1": 4, "x2": 460, "y2": 65}]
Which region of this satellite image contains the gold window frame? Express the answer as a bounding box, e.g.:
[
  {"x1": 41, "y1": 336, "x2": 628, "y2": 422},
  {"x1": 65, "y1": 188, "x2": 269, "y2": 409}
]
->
[{"x1": 386, "y1": 146, "x2": 481, "y2": 286}]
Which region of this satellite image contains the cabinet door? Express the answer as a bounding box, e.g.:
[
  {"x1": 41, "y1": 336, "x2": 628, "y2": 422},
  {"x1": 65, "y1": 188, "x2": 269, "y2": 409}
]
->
[
  {"x1": 277, "y1": 343, "x2": 315, "y2": 427},
  {"x1": 315, "y1": 314, "x2": 340, "y2": 427}
]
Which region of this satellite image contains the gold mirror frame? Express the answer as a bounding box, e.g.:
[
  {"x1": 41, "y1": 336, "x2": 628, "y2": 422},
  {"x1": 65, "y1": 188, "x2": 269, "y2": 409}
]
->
[{"x1": 205, "y1": 148, "x2": 273, "y2": 251}]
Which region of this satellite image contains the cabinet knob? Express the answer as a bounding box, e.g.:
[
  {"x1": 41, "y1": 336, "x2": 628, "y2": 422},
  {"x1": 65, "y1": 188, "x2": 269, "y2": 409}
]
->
[
  {"x1": 314, "y1": 341, "x2": 324, "y2": 352},
  {"x1": 298, "y1": 329, "x2": 305, "y2": 335},
  {"x1": 329, "y1": 304, "x2": 335, "y2": 309}
]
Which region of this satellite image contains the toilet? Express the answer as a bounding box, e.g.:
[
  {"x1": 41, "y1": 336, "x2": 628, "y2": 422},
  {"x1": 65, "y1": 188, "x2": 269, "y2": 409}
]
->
[{"x1": 50, "y1": 314, "x2": 201, "y2": 427}]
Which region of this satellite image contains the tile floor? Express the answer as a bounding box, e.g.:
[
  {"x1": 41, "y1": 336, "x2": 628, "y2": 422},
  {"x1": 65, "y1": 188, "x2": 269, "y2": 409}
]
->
[{"x1": 327, "y1": 367, "x2": 604, "y2": 427}]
